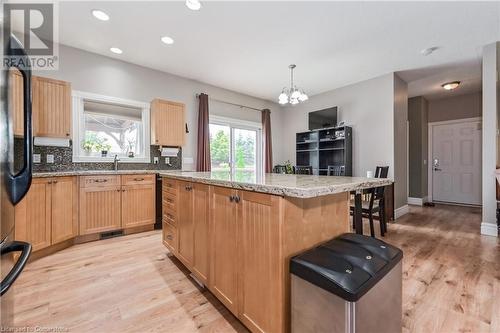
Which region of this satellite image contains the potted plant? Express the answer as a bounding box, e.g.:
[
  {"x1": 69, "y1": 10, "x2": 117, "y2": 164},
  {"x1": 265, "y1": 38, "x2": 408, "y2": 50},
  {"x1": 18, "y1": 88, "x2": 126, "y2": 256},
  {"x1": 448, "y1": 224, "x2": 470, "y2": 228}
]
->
[{"x1": 101, "y1": 142, "x2": 111, "y2": 157}]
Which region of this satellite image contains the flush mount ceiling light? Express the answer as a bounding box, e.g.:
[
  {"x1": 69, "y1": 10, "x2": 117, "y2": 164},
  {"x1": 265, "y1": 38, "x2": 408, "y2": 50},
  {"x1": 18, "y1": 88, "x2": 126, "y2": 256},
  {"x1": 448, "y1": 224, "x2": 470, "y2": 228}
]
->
[
  {"x1": 91, "y1": 9, "x2": 110, "y2": 21},
  {"x1": 441, "y1": 81, "x2": 460, "y2": 90},
  {"x1": 161, "y1": 36, "x2": 175, "y2": 45},
  {"x1": 110, "y1": 47, "x2": 123, "y2": 54},
  {"x1": 421, "y1": 46, "x2": 439, "y2": 56},
  {"x1": 278, "y1": 64, "x2": 308, "y2": 105},
  {"x1": 186, "y1": 0, "x2": 202, "y2": 10}
]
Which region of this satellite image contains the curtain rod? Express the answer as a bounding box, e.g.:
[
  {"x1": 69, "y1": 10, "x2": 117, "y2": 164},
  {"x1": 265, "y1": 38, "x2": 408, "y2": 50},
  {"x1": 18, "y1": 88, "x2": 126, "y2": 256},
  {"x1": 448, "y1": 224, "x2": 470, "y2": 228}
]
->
[{"x1": 196, "y1": 93, "x2": 265, "y2": 112}]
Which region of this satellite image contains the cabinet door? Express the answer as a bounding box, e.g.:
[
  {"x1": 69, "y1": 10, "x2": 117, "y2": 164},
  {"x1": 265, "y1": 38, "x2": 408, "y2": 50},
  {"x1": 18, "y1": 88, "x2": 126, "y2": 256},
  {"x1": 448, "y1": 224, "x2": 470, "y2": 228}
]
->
[
  {"x1": 209, "y1": 186, "x2": 238, "y2": 315},
  {"x1": 15, "y1": 179, "x2": 52, "y2": 251},
  {"x1": 79, "y1": 186, "x2": 121, "y2": 235},
  {"x1": 9, "y1": 70, "x2": 24, "y2": 137},
  {"x1": 32, "y1": 76, "x2": 71, "y2": 138},
  {"x1": 177, "y1": 181, "x2": 194, "y2": 267},
  {"x1": 192, "y1": 183, "x2": 210, "y2": 284},
  {"x1": 150, "y1": 99, "x2": 185, "y2": 146},
  {"x1": 51, "y1": 177, "x2": 77, "y2": 244},
  {"x1": 121, "y1": 184, "x2": 156, "y2": 228},
  {"x1": 237, "y1": 191, "x2": 283, "y2": 333}
]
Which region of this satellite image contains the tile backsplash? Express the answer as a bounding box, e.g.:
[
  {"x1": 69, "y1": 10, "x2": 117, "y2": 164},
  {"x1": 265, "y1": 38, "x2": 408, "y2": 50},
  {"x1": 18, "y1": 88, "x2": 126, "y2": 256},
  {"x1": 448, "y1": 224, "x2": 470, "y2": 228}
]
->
[{"x1": 14, "y1": 138, "x2": 182, "y2": 172}]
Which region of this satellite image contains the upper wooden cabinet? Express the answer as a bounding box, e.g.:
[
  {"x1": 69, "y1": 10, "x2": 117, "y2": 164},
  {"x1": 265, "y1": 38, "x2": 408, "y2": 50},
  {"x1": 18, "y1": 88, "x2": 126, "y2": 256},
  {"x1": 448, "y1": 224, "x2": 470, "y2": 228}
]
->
[
  {"x1": 9, "y1": 70, "x2": 24, "y2": 137},
  {"x1": 32, "y1": 76, "x2": 72, "y2": 138},
  {"x1": 150, "y1": 99, "x2": 185, "y2": 147}
]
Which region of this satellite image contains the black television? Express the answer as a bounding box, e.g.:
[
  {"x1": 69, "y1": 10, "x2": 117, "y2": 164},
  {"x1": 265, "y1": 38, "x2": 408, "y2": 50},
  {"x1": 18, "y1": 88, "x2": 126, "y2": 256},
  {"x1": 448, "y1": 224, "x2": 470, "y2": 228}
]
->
[{"x1": 308, "y1": 107, "x2": 338, "y2": 130}]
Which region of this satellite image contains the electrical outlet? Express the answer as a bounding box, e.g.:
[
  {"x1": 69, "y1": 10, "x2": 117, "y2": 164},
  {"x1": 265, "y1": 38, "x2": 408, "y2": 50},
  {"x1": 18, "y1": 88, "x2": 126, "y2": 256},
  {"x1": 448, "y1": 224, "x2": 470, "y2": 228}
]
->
[
  {"x1": 46, "y1": 154, "x2": 54, "y2": 163},
  {"x1": 165, "y1": 157, "x2": 170, "y2": 164},
  {"x1": 33, "y1": 154, "x2": 41, "y2": 163},
  {"x1": 153, "y1": 157, "x2": 159, "y2": 164}
]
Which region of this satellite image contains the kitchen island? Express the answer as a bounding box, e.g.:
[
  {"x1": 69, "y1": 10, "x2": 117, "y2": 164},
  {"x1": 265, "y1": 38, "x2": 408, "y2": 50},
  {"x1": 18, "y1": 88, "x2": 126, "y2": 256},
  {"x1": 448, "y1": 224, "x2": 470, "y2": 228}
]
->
[{"x1": 159, "y1": 171, "x2": 392, "y2": 333}]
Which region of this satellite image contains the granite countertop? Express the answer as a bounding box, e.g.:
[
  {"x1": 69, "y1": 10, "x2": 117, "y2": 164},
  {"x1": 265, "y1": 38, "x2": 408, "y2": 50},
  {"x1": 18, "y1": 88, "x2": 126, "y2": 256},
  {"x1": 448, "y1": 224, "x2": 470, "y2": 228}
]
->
[
  {"x1": 159, "y1": 171, "x2": 393, "y2": 198},
  {"x1": 33, "y1": 170, "x2": 160, "y2": 178}
]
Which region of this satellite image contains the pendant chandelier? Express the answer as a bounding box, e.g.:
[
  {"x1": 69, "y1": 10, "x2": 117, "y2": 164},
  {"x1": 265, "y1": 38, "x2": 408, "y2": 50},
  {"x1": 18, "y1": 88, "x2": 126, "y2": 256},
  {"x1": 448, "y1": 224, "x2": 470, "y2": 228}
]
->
[{"x1": 278, "y1": 64, "x2": 308, "y2": 105}]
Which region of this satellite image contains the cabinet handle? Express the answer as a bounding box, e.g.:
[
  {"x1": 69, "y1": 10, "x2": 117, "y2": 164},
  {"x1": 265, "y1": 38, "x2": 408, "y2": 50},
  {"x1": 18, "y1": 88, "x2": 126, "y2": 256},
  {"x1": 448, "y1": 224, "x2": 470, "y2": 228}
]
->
[
  {"x1": 166, "y1": 198, "x2": 174, "y2": 203},
  {"x1": 234, "y1": 195, "x2": 241, "y2": 203},
  {"x1": 229, "y1": 195, "x2": 234, "y2": 202},
  {"x1": 116, "y1": 189, "x2": 121, "y2": 192},
  {"x1": 133, "y1": 178, "x2": 145, "y2": 181},
  {"x1": 122, "y1": 189, "x2": 126, "y2": 192},
  {"x1": 66, "y1": 133, "x2": 70, "y2": 136},
  {"x1": 166, "y1": 183, "x2": 173, "y2": 188},
  {"x1": 166, "y1": 213, "x2": 174, "y2": 219},
  {"x1": 185, "y1": 185, "x2": 192, "y2": 191},
  {"x1": 94, "y1": 179, "x2": 108, "y2": 183},
  {"x1": 47, "y1": 180, "x2": 53, "y2": 184},
  {"x1": 166, "y1": 235, "x2": 173, "y2": 240},
  {"x1": 52, "y1": 180, "x2": 58, "y2": 184}
]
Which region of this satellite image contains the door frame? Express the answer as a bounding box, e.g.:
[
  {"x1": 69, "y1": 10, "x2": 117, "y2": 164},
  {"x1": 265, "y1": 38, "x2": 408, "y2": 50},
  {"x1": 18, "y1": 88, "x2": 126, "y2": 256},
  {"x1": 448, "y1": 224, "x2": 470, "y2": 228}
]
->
[
  {"x1": 209, "y1": 115, "x2": 263, "y2": 179},
  {"x1": 427, "y1": 117, "x2": 482, "y2": 204}
]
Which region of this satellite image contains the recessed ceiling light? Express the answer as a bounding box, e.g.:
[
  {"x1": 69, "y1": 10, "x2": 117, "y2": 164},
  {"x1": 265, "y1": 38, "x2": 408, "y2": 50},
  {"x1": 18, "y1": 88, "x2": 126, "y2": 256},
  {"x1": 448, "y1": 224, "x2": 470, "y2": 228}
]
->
[
  {"x1": 186, "y1": 0, "x2": 202, "y2": 11},
  {"x1": 92, "y1": 9, "x2": 110, "y2": 21},
  {"x1": 110, "y1": 47, "x2": 123, "y2": 54},
  {"x1": 441, "y1": 81, "x2": 460, "y2": 90},
  {"x1": 421, "y1": 46, "x2": 439, "y2": 56},
  {"x1": 161, "y1": 36, "x2": 175, "y2": 45}
]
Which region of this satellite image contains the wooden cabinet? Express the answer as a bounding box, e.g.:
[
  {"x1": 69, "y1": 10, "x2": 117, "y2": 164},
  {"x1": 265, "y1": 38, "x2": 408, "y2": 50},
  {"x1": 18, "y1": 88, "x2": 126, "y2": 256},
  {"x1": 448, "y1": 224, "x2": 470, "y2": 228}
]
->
[
  {"x1": 79, "y1": 176, "x2": 121, "y2": 235},
  {"x1": 209, "y1": 186, "x2": 239, "y2": 315},
  {"x1": 192, "y1": 183, "x2": 210, "y2": 284},
  {"x1": 79, "y1": 174, "x2": 155, "y2": 235},
  {"x1": 15, "y1": 177, "x2": 77, "y2": 252},
  {"x1": 150, "y1": 99, "x2": 185, "y2": 146},
  {"x1": 177, "y1": 181, "x2": 194, "y2": 266},
  {"x1": 121, "y1": 175, "x2": 155, "y2": 228},
  {"x1": 32, "y1": 76, "x2": 71, "y2": 138},
  {"x1": 237, "y1": 191, "x2": 282, "y2": 333},
  {"x1": 51, "y1": 177, "x2": 78, "y2": 244},
  {"x1": 9, "y1": 70, "x2": 24, "y2": 137}
]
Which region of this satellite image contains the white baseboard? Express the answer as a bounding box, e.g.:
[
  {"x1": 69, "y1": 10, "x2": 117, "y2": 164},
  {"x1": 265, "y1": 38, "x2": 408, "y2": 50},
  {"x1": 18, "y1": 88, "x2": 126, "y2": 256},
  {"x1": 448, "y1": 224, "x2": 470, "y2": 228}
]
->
[
  {"x1": 481, "y1": 222, "x2": 499, "y2": 237},
  {"x1": 394, "y1": 205, "x2": 409, "y2": 219},
  {"x1": 408, "y1": 197, "x2": 423, "y2": 206}
]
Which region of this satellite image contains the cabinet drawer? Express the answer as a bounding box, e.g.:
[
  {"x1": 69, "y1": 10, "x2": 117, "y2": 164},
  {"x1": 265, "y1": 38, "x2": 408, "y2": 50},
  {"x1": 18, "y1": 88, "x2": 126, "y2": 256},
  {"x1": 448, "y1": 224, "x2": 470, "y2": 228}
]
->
[
  {"x1": 163, "y1": 210, "x2": 176, "y2": 226},
  {"x1": 162, "y1": 192, "x2": 176, "y2": 211},
  {"x1": 162, "y1": 178, "x2": 177, "y2": 195},
  {"x1": 122, "y1": 174, "x2": 155, "y2": 186},
  {"x1": 80, "y1": 175, "x2": 120, "y2": 188},
  {"x1": 162, "y1": 222, "x2": 177, "y2": 253}
]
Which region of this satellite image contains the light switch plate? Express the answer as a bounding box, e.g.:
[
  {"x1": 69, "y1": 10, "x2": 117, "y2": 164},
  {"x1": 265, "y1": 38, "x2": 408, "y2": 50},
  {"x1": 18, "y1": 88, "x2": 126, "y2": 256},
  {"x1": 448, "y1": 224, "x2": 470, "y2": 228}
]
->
[
  {"x1": 153, "y1": 157, "x2": 159, "y2": 164},
  {"x1": 165, "y1": 157, "x2": 170, "y2": 164},
  {"x1": 46, "y1": 154, "x2": 54, "y2": 163},
  {"x1": 33, "y1": 154, "x2": 41, "y2": 163}
]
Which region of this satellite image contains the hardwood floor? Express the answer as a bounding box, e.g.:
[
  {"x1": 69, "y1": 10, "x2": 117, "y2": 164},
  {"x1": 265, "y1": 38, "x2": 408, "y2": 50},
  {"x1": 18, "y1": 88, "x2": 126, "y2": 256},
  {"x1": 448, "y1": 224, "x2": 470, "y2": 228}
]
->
[{"x1": 10, "y1": 204, "x2": 500, "y2": 333}]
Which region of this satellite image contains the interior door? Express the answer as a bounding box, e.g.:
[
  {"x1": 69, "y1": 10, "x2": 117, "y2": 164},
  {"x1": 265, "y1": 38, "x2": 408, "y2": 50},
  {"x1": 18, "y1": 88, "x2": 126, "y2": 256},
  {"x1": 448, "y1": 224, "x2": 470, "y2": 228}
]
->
[{"x1": 432, "y1": 120, "x2": 482, "y2": 205}]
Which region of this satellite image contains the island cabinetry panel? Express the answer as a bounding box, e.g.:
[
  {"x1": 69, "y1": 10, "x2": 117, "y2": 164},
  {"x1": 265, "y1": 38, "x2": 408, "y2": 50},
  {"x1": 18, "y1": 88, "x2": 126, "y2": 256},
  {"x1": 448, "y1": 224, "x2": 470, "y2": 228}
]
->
[
  {"x1": 15, "y1": 177, "x2": 78, "y2": 252},
  {"x1": 191, "y1": 183, "x2": 210, "y2": 284},
  {"x1": 209, "y1": 186, "x2": 239, "y2": 315}
]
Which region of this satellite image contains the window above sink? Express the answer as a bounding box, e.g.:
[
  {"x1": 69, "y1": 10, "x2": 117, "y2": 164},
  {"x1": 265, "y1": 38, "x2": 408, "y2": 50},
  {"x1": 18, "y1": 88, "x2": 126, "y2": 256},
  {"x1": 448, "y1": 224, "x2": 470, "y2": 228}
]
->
[{"x1": 72, "y1": 91, "x2": 150, "y2": 163}]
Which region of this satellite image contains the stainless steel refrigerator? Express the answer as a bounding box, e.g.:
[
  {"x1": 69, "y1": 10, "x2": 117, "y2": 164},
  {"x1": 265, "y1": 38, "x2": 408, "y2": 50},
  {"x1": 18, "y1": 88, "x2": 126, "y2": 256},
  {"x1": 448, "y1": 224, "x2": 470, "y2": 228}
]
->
[{"x1": 0, "y1": 33, "x2": 33, "y2": 328}]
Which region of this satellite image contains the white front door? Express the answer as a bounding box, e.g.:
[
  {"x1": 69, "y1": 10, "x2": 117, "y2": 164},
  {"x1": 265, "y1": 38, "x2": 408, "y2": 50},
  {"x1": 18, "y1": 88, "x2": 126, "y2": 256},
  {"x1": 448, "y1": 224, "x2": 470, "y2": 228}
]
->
[{"x1": 432, "y1": 120, "x2": 482, "y2": 205}]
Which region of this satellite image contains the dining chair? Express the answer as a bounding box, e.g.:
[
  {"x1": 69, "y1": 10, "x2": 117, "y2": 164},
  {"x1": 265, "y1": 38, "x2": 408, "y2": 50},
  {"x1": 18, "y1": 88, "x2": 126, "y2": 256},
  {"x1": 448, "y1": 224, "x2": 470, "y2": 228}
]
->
[
  {"x1": 293, "y1": 166, "x2": 313, "y2": 175},
  {"x1": 350, "y1": 166, "x2": 389, "y2": 237},
  {"x1": 273, "y1": 165, "x2": 288, "y2": 174},
  {"x1": 327, "y1": 165, "x2": 345, "y2": 176}
]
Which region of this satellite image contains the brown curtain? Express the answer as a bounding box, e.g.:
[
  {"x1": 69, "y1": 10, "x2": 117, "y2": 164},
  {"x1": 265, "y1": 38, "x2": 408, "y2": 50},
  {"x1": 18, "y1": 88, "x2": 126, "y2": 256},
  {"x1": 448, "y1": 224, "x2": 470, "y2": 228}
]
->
[
  {"x1": 196, "y1": 93, "x2": 211, "y2": 171},
  {"x1": 262, "y1": 109, "x2": 273, "y2": 173}
]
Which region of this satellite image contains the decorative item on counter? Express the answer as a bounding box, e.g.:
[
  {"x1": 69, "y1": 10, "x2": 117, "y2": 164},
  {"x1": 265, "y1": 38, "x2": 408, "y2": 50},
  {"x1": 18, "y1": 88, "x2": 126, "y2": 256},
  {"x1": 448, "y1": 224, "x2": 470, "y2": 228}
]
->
[
  {"x1": 101, "y1": 150, "x2": 108, "y2": 157},
  {"x1": 128, "y1": 151, "x2": 135, "y2": 158},
  {"x1": 283, "y1": 160, "x2": 294, "y2": 174}
]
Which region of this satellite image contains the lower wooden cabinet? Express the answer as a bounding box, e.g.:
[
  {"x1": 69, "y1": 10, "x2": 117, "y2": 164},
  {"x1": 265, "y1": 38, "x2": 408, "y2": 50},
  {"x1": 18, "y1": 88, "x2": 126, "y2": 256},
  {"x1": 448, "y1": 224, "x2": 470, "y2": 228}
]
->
[
  {"x1": 177, "y1": 180, "x2": 194, "y2": 266},
  {"x1": 15, "y1": 177, "x2": 77, "y2": 252},
  {"x1": 79, "y1": 174, "x2": 156, "y2": 235}
]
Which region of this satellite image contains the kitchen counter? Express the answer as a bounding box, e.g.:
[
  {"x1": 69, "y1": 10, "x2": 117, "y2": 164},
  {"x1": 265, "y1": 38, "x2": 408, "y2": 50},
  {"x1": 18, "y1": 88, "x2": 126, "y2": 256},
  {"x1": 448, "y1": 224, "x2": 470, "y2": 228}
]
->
[
  {"x1": 33, "y1": 170, "x2": 160, "y2": 178},
  {"x1": 159, "y1": 171, "x2": 392, "y2": 198}
]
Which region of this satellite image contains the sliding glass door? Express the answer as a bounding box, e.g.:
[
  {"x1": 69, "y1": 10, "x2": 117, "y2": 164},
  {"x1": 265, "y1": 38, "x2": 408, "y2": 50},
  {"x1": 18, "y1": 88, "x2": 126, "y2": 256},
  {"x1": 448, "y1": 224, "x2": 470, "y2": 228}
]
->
[{"x1": 209, "y1": 117, "x2": 262, "y2": 181}]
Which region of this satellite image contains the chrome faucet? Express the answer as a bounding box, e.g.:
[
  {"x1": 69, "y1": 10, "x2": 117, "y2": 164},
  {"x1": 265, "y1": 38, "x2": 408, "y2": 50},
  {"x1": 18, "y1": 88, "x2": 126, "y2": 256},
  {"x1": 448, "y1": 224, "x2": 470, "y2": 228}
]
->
[{"x1": 113, "y1": 155, "x2": 120, "y2": 171}]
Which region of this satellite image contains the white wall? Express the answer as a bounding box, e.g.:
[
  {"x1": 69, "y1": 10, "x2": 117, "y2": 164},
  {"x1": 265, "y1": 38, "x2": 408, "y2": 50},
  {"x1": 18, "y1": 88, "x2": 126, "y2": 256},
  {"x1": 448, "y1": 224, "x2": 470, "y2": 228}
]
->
[
  {"x1": 35, "y1": 45, "x2": 283, "y2": 170},
  {"x1": 481, "y1": 42, "x2": 498, "y2": 237},
  {"x1": 428, "y1": 92, "x2": 482, "y2": 123},
  {"x1": 281, "y1": 73, "x2": 395, "y2": 178},
  {"x1": 393, "y1": 74, "x2": 409, "y2": 210}
]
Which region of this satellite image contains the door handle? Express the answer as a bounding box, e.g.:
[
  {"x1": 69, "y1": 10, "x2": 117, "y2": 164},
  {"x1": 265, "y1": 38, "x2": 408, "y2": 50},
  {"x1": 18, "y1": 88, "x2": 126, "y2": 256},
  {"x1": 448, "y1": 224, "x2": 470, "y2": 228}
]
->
[
  {"x1": 6, "y1": 34, "x2": 33, "y2": 205},
  {"x1": 0, "y1": 241, "x2": 32, "y2": 296},
  {"x1": 434, "y1": 168, "x2": 442, "y2": 171}
]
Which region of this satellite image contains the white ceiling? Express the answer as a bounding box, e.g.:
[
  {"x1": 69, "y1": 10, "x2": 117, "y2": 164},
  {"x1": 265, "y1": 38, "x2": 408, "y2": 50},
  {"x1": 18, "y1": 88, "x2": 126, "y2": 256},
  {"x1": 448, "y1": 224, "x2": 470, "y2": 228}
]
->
[{"x1": 45, "y1": 1, "x2": 500, "y2": 102}]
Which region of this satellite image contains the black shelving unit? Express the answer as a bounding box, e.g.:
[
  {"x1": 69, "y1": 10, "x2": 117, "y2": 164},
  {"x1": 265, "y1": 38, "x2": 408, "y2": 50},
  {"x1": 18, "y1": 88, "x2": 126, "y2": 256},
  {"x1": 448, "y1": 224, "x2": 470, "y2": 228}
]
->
[{"x1": 296, "y1": 126, "x2": 352, "y2": 176}]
